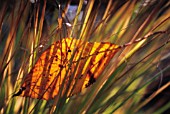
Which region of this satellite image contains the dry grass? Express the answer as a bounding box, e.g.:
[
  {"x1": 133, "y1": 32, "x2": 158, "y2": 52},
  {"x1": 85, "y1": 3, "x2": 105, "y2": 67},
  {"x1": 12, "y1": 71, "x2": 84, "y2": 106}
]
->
[{"x1": 0, "y1": 0, "x2": 170, "y2": 114}]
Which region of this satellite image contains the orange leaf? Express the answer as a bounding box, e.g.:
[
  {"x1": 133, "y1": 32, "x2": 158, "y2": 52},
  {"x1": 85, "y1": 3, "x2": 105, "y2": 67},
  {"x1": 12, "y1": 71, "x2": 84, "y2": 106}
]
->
[{"x1": 14, "y1": 38, "x2": 120, "y2": 100}]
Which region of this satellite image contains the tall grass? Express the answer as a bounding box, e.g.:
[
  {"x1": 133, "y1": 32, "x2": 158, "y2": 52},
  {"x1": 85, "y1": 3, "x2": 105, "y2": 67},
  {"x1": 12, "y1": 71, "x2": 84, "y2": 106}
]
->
[{"x1": 0, "y1": 0, "x2": 170, "y2": 114}]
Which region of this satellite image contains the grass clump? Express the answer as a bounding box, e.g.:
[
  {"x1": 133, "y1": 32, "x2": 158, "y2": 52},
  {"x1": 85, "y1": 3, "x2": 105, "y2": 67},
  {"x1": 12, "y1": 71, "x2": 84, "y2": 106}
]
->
[{"x1": 0, "y1": 0, "x2": 170, "y2": 114}]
